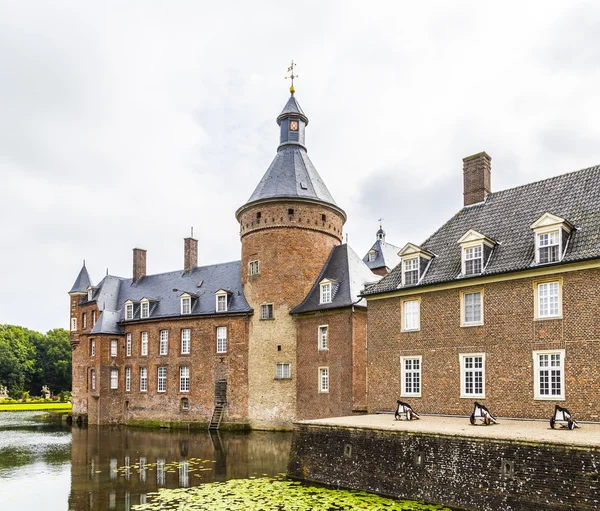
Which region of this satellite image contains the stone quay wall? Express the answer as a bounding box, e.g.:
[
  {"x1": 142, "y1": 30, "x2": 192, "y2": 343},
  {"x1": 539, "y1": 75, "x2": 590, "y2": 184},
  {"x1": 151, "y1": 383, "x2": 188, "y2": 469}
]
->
[{"x1": 288, "y1": 424, "x2": 600, "y2": 511}]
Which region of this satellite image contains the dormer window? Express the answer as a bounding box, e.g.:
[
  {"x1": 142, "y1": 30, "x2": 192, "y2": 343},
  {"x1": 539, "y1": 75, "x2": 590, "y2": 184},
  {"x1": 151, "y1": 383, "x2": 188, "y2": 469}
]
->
[
  {"x1": 368, "y1": 251, "x2": 377, "y2": 262},
  {"x1": 140, "y1": 299, "x2": 150, "y2": 319},
  {"x1": 398, "y1": 243, "x2": 434, "y2": 287},
  {"x1": 402, "y1": 258, "x2": 419, "y2": 285},
  {"x1": 87, "y1": 287, "x2": 93, "y2": 301},
  {"x1": 457, "y1": 230, "x2": 496, "y2": 277},
  {"x1": 531, "y1": 213, "x2": 573, "y2": 265},
  {"x1": 181, "y1": 296, "x2": 191, "y2": 315},
  {"x1": 125, "y1": 302, "x2": 134, "y2": 320},
  {"x1": 320, "y1": 280, "x2": 333, "y2": 304},
  {"x1": 464, "y1": 246, "x2": 482, "y2": 275},
  {"x1": 215, "y1": 291, "x2": 228, "y2": 313}
]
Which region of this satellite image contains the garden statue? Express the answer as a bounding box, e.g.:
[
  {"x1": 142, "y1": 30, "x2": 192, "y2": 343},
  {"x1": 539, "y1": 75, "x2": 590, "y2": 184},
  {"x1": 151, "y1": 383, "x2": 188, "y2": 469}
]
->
[
  {"x1": 41, "y1": 385, "x2": 51, "y2": 399},
  {"x1": 0, "y1": 385, "x2": 8, "y2": 399}
]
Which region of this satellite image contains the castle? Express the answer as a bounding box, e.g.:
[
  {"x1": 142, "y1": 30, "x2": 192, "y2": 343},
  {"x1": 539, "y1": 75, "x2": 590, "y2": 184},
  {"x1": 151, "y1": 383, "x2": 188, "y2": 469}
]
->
[
  {"x1": 70, "y1": 87, "x2": 600, "y2": 427},
  {"x1": 69, "y1": 88, "x2": 383, "y2": 428}
]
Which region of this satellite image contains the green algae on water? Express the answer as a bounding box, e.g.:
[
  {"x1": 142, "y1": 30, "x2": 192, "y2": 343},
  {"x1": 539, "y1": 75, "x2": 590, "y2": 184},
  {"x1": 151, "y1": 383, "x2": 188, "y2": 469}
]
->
[{"x1": 132, "y1": 476, "x2": 453, "y2": 511}]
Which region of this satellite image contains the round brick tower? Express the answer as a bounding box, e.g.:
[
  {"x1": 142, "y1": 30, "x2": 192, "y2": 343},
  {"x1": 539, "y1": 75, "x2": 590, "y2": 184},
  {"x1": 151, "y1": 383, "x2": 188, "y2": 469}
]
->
[{"x1": 236, "y1": 89, "x2": 346, "y2": 427}]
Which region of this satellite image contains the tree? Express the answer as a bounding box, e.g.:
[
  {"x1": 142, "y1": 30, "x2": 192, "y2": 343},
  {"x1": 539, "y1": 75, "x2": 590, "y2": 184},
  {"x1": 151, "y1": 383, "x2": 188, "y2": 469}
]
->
[
  {"x1": 0, "y1": 325, "x2": 36, "y2": 397},
  {"x1": 30, "y1": 328, "x2": 72, "y2": 395}
]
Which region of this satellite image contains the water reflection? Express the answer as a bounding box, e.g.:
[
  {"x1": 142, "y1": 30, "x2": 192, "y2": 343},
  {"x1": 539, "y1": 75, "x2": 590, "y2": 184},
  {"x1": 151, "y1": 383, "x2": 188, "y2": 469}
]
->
[
  {"x1": 68, "y1": 424, "x2": 292, "y2": 510},
  {"x1": 0, "y1": 412, "x2": 291, "y2": 511}
]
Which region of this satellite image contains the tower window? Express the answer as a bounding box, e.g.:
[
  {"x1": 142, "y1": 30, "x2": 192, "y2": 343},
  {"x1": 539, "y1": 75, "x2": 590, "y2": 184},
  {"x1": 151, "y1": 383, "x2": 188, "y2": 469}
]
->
[
  {"x1": 288, "y1": 208, "x2": 294, "y2": 216},
  {"x1": 256, "y1": 212, "x2": 261, "y2": 219},
  {"x1": 322, "y1": 214, "x2": 326, "y2": 222}
]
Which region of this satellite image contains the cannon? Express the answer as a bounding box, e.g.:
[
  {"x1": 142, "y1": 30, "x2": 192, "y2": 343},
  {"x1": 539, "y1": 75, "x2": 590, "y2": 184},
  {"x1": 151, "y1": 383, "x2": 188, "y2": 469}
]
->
[
  {"x1": 550, "y1": 404, "x2": 579, "y2": 430},
  {"x1": 394, "y1": 400, "x2": 420, "y2": 421},
  {"x1": 469, "y1": 401, "x2": 497, "y2": 425}
]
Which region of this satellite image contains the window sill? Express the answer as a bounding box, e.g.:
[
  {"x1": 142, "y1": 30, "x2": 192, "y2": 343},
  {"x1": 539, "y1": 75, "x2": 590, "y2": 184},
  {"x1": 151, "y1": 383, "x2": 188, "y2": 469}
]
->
[
  {"x1": 318, "y1": 348, "x2": 329, "y2": 352},
  {"x1": 534, "y1": 395, "x2": 565, "y2": 401},
  {"x1": 534, "y1": 316, "x2": 563, "y2": 321},
  {"x1": 274, "y1": 377, "x2": 292, "y2": 381},
  {"x1": 461, "y1": 322, "x2": 484, "y2": 328},
  {"x1": 401, "y1": 393, "x2": 421, "y2": 398},
  {"x1": 216, "y1": 352, "x2": 228, "y2": 355},
  {"x1": 318, "y1": 390, "x2": 329, "y2": 394},
  {"x1": 260, "y1": 318, "x2": 275, "y2": 321},
  {"x1": 401, "y1": 328, "x2": 421, "y2": 333},
  {"x1": 460, "y1": 394, "x2": 485, "y2": 399}
]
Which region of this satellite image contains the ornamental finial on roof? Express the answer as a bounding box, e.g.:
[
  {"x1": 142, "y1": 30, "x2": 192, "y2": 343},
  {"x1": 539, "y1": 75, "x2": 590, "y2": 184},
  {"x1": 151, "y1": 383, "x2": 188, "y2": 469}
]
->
[{"x1": 285, "y1": 60, "x2": 298, "y2": 94}]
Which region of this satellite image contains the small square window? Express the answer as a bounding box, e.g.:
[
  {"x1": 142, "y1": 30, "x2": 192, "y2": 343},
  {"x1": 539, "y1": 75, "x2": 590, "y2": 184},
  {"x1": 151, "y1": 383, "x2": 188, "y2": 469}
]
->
[
  {"x1": 261, "y1": 304, "x2": 273, "y2": 320},
  {"x1": 276, "y1": 363, "x2": 291, "y2": 379},
  {"x1": 181, "y1": 398, "x2": 189, "y2": 411},
  {"x1": 288, "y1": 208, "x2": 294, "y2": 216}
]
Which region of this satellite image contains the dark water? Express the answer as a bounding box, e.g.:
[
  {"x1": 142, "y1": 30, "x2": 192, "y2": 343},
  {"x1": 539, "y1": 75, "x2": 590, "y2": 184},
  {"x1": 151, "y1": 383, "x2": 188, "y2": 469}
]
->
[{"x1": 0, "y1": 411, "x2": 291, "y2": 510}]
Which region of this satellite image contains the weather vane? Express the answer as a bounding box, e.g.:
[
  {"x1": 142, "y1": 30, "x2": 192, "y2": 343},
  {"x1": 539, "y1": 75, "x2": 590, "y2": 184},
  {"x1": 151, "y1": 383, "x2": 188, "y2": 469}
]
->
[
  {"x1": 378, "y1": 217, "x2": 384, "y2": 229},
  {"x1": 285, "y1": 60, "x2": 298, "y2": 94}
]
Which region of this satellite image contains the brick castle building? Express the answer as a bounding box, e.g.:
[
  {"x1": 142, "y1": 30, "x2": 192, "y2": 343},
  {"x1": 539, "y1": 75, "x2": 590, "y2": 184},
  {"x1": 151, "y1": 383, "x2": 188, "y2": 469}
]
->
[
  {"x1": 364, "y1": 152, "x2": 600, "y2": 421},
  {"x1": 69, "y1": 89, "x2": 381, "y2": 428}
]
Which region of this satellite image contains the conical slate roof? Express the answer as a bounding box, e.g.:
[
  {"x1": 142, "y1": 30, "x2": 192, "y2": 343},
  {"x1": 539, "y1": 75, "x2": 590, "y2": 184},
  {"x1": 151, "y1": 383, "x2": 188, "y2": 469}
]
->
[
  {"x1": 69, "y1": 264, "x2": 92, "y2": 294},
  {"x1": 245, "y1": 146, "x2": 338, "y2": 207},
  {"x1": 277, "y1": 95, "x2": 308, "y2": 124}
]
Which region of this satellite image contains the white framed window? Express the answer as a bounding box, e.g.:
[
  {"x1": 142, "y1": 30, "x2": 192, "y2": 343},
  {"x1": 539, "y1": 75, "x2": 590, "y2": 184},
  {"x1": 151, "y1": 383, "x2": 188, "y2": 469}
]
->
[
  {"x1": 157, "y1": 367, "x2": 167, "y2": 393},
  {"x1": 125, "y1": 302, "x2": 134, "y2": 320},
  {"x1": 368, "y1": 251, "x2": 377, "y2": 262},
  {"x1": 159, "y1": 330, "x2": 169, "y2": 355},
  {"x1": 140, "y1": 300, "x2": 149, "y2": 319},
  {"x1": 403, "y1": 258, "x2": 419, "y2": 285},
  {"x1": 402, "y1": 299, "x2": 420, "y2": 332},
  {"x1": 126, "y1": 333, "x2": 132, "y2": 357},
  {"x1": 90, "y1": 339, "x2": 95, "y2": 357},
  {"x1": 88, "y1": 288, "x2": 93, "y2": 301},
  {"x1": 110, "y1": 339, "x2": 118, "y2": 357},
  {"x1": 181, "y1": 329, "x2": 190, "y2": 354},
  {"x1": 536, "y1": 281, "x2": 561, "y2": 319},
  {"x1": 216, "y1": 326, "x2": 227, "y2": 353},
  {"x1": 261, "y1": 303, "x2": 273, "y2": 320},
  {"x1": 110, "y1": 368, "x2": 118, "y2": 390},
  {"x1": 249, "y1": 260, "x2": 260, "y2": 276},
  {"x1": 90, "y1": 369, "x2": 96, "y2": 390},
  {"x1": 92, "y1": 310, "x2": 96, "y2": 326},
  {"x1": 460, "y1": 353, "x2": 485, "y2": 398},
  {"x1": 320, "y1": 282, "x2": 332, "y2": 304},
  {"x1": 534, "y1": 350, "x2": 565, "y2": 400},
  {"x1": 276, "y1": 362, "x2": 291, "y2": 379},
  {"x1": 181, "y1": 296, "x2": 191, "y2": 315},
  {"x1": 71, "y1": 317, "x2": 77, "y2": 331},
  {"x1": 216, "y1": 293, "x2": 228, "y2": 312},
  {"x1": 401, "y1": 356, "x2": 422, "y2": 397},
  {"x1": 462, "y1": 290, "x2": 483, "y2": 326},
  {"x1": 318, "y1": 325, "x2": 328, "y2": 350},
  {"x1": 463, "y1": 246, "x2": 483, "y2": 275},
  {"x1": 82, "y1": 313, "x2": 87, "y2": 329},
  {"x1": 180, "y1": 366, "x2": 190, "y2": 392},
  {"x1": 319, "y1": 367, "x2": 329, "y2": 393},
  {"x1": 141, "y1": 332, "x2": 148, "y2": 356},
  {"x1": 537, "y1": 231, "x2": 560, "y2": 264},
  {"x1": 125, "y1": 367, "x2": 131, "y2": 392},
  {"x1": 140, "y1": 367, "x2": 147, "y2": 392}
]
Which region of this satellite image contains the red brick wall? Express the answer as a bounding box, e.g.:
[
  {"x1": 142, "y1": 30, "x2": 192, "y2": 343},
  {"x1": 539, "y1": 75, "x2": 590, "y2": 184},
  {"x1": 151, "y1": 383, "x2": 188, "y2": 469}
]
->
[
  {"x1": 367, "y1": 267, "x2": 600, "y2": 421},
  {"x1": 74, "y1": 314, "x2": 250, "y2": 425},
  {"x1": 296, "y1": 308, "x2": 367, "y2": 420}
]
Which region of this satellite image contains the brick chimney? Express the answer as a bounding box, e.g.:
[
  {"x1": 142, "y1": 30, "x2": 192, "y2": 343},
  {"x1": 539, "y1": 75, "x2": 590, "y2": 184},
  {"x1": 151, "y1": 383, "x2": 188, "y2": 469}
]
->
[
  {"x1": 184, "y1": 237, "x2": 198, "y2": 273},
  {"x1": 133, "y1": 248, "x2": 146, "y2": 283},
  {"x1": 463, "y1": 152, "x2": 491, "y2": 206}
]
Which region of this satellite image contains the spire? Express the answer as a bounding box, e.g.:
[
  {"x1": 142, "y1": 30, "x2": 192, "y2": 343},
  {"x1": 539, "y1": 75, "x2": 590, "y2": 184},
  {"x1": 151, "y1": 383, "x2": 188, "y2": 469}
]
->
[
  {"x1": 69, "y1": 264, "x2": 92, "y2": 294},
  {"x1": 236, "y1": 68, "x2": 346, "y2": 220}
]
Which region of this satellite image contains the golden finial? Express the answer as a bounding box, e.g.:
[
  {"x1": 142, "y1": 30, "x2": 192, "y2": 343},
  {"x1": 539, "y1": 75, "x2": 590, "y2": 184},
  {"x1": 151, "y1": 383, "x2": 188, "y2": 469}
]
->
[
  {"x1": 378, "y1": 217, "x2": 384, "y2": 229},
  {"x1": 285, "y1": 60, "x2": 298, "y2": 94}
]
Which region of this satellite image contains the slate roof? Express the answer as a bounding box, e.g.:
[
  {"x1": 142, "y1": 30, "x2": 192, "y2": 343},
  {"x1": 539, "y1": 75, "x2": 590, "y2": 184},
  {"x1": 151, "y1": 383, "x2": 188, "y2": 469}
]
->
[
  {"x1": 363, "y1": 239, "x2": 402, "y2": 272},
  {"x1": 245, "y1": 145, "x2": 340, "y2": 209},
  {"x1": 69, "y1": 265, "x2": 92, "y2": 294},
  {"x1": 85, "y1": 261, "x2": 251, "y2": 335},
  {"x1": 292, "y1": 244, "x2": 381, "y2": 314},
  {"x1": 277, "y1": 95, "x2": 308, "y2": 124},
  {"x1": 364, "y1": 165, "x2": 600, "y2": 295}
]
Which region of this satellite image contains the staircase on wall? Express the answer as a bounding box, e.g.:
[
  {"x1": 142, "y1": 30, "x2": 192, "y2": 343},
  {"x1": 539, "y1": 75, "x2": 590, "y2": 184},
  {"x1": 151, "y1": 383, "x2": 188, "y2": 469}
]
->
[{"x1": 208, "y1": 380, "x2": 227, "y2": 430}]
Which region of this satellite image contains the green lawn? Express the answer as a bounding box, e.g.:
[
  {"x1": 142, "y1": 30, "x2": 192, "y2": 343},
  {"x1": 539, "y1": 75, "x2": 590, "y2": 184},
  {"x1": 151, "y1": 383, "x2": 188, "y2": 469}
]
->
[{"x1": 0, "y1": 402, "x2": 72, "y2": 412}]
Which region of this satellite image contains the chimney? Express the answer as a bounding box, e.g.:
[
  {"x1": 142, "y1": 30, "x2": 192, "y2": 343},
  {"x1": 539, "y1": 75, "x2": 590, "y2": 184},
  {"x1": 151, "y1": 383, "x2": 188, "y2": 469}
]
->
[
  {"x1": 463, "y1": 152, "x2": 491, "y2": 206},
  {"x1": 184, "y1": 237, "x2": 198, "y2": 273},
  {"x1": 133, "y1": 248, "x2": 146, "y2": 283}
]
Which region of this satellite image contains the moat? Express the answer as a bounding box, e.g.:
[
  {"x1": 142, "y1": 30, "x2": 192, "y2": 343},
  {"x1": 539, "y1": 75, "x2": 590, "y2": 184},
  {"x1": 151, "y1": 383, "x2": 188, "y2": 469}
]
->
[{"x1": 0, "y1": 411, "x2": 458, "y2": 510}]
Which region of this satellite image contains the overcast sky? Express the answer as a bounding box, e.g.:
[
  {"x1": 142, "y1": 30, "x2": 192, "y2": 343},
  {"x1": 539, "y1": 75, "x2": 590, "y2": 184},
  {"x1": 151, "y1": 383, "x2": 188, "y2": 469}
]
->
[{"x1": 1, "y1": 1, "x2": 599, "y2": 333}]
